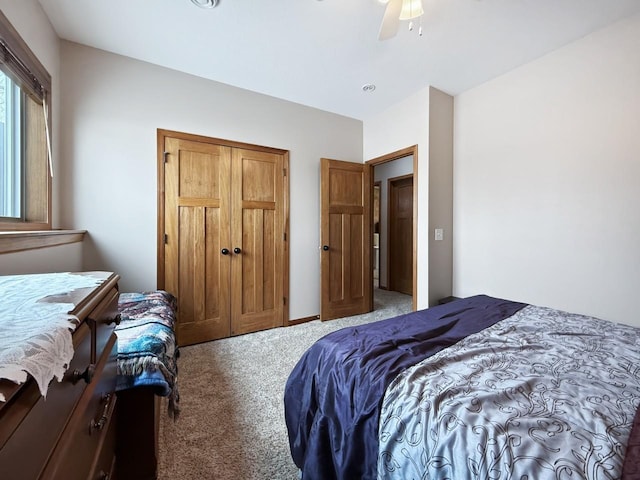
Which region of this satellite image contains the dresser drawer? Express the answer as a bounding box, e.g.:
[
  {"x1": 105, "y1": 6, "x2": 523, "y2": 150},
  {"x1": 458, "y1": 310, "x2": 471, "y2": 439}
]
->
[
  {"x1": 41, "y1": 333, "x2": 118, "y2": 480},
  {"x1": 89, "y1": 407, "x2": 118, "y2": 480},
  {"x1": 0, "y1": 321, "x2": 94, "y2": 480}
]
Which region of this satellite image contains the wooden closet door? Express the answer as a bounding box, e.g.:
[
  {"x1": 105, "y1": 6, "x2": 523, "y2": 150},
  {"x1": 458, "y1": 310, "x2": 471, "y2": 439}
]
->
[
  {"x1": 164, "y1": 137, "x2": 232, "y2": 345},
  {"x1": 230, "y1": 148, "x2": 284, "y2": 335}
]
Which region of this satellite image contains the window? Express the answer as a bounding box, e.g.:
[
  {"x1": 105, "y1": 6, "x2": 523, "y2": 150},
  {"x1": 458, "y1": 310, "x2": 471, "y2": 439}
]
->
[
  {"x1": 0, "y1": 11, "x2": 52, "y2": 231},
  {"x1": 0, "y1": 71, "x2": 22, "y2": 218}
]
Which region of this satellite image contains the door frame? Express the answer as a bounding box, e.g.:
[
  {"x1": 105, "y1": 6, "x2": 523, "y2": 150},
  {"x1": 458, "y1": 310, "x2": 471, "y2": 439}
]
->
[
  {"x1": 366, "y1": 145, "x2": 418, "y2": 311},
  {"x1": 156, "y1": 128, "x2": 290, "y2": 326}
]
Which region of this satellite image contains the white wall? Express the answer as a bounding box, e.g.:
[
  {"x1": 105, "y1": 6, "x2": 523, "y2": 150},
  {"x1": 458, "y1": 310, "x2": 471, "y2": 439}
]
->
[
  {"x1": 428, "y1": 87, "x2": 454, "y2": 305},
  {"x1": 1, "y1": 243, "x2": 83, "y2": 275},
  {"x1": 364, "y1": 87, "x2": 430, "y2": 309},
  {"x1": 453, "y1": 13, "x2": 640, "y2": 326},
  {"x1": 374, "y1": 155, "x2": 413, "y2": 289},
  {"x1": 58, "y1": 41, "x2": 362, "y2": 320},
  {"x1": 365, "y1": 86, "x2": 454, "y2": 309}
]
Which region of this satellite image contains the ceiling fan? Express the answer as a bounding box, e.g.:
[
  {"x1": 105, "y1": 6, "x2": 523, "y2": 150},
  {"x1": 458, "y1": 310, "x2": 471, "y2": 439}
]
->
[
  {"x1": 190, "y1": 0, "x2": 218, "y2": 8},
  {"x1": 378, "y1": 0, "x2": 425, "y2": 40}
]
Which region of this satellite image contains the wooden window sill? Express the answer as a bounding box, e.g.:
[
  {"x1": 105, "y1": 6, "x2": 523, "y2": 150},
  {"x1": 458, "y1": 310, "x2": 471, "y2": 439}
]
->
[{"x1": 0, "y1": 230, "x2": 86, "y2": 254}]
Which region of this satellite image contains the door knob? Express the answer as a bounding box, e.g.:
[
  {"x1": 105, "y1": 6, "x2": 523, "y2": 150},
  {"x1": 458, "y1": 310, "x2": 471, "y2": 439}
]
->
[
  {"x1": 322, "y1": 245, "x2": 329, "y2": 251},
  {"x1": 234, "y1": 247, "x2": 242, "y2": 254},
  {"x1": 221, "y1": 248, "x2": 230, "y2": 255}
]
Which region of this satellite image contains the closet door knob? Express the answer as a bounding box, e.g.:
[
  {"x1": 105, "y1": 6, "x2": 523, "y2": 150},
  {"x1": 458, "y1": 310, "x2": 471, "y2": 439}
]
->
[
  {"x1": 221, "y1": 248, "x2": 230, "y2": 255},
  {"x1": 233, "y1": 247, "x2": 242, "y2": 254},
  {"x1": 322, "y1": 245, "x2": 329, "y2": 251}
]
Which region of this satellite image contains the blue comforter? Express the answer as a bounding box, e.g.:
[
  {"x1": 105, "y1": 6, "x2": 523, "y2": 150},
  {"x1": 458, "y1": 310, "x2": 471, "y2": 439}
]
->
[{"x1": 284, "y1": 295, "x2": 526, "y2": 480}]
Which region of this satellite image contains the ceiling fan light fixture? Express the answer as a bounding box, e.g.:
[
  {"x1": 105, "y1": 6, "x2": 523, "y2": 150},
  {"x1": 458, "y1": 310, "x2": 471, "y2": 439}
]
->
[
  {"x1": 191, "y1": 0, "x2": 218, "y2": 9},
  {"x1": 399, "y1": 0, "x2": 424, "y2": 20}
]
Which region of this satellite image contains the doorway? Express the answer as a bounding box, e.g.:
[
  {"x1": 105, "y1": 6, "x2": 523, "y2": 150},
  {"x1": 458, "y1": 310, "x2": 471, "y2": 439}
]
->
[
  {"x1": 373, "y1": 182, "x2": 381, "y2": 288},
  {"x1": 367, "y1": 146, "x2": 417, "y2": 312}
]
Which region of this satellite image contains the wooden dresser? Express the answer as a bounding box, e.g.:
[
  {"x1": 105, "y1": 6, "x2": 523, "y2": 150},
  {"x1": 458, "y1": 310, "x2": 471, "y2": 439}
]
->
[{"x1": 0, "y1": 272, "x2": 121, "y2": 480}]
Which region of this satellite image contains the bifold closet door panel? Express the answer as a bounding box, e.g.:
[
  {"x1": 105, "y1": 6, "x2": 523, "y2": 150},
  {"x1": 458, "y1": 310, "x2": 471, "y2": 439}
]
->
[
  {"x1": 230, "y1": 148, "x2": 284, "y2": 336},
  {"x1": 164, "y1": 137, "x2": 232, "y2": 345}
]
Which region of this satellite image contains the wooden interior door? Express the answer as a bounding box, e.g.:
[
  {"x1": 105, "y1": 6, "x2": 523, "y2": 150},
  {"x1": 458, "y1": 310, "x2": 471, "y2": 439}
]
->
[
  {"x1": 320, "y1": 158, "x2": 372, "y2": 320},
  {"x1": 230, "y1": 148, "x2": 285, "y2": 335},
  {"x1": 164, "y1": 137, "x2": 232, "y2": 345},
  {"x1": 388, "y1": 175, "x2": 413, "y2": 295}
]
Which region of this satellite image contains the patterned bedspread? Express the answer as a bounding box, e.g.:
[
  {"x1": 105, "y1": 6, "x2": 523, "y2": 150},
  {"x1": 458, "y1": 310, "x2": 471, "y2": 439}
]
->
[
  {"x1": 285, "y1": 295, "x2": 526, "y2": 480},
  {"x1": 115, "y1": 290, "x2": 179, "y2": 415},
  {"x1": 379, "y1": 304, "x2": 640, "y2": 479}
]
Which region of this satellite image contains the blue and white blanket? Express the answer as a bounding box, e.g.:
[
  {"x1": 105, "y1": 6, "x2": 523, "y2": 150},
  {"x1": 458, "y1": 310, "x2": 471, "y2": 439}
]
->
[{"x1": 115, "y1": 290, "x2": 179, "y2": 416}]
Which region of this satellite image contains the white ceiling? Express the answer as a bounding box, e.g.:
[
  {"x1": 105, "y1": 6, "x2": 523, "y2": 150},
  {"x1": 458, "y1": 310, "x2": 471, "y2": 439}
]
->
[{"x1": 38, "y1": 0, "x2": 640, "y2": 120}]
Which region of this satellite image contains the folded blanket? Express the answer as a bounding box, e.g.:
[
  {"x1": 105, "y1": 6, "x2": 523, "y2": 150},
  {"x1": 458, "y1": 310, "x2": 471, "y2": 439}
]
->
[{"x1": 116, "y1": 291, "x2": 179, "y2": 417}]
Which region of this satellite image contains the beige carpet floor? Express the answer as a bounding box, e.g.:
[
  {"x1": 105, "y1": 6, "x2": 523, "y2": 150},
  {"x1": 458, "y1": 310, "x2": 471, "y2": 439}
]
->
[{"x1": 157, "y1": 289, "x2": 412, "y2": 480}]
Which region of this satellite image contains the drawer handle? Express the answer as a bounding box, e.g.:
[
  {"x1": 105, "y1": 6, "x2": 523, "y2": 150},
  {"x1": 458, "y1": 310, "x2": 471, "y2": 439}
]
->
[
  {"x1": 98, "y1": 471, "x2": 110, "y2": 480},
  {"x1": 90, "y1": 393, "x2": 112, "y2": 434},
  {"x1": 70, "y1": 364, "x2": 95, "y2": 384},
  {"x1": 107, "y1": 313, "x2": 121, "y2": 326}
]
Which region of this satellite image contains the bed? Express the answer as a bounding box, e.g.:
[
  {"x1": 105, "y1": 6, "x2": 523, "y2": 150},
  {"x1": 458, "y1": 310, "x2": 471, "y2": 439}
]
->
[
  {"x1": 284, "y1": 295, "x2": 640, "y2": 480},
  {"x1": 114, "y1": 290, "x2": 179, "y2": 480}
]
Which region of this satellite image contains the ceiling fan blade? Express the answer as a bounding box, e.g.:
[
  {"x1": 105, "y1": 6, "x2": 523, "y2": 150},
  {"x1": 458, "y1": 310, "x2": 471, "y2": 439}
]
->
[{"x1": 378, "y1": 0, "x2": 403, "y2": 41}]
